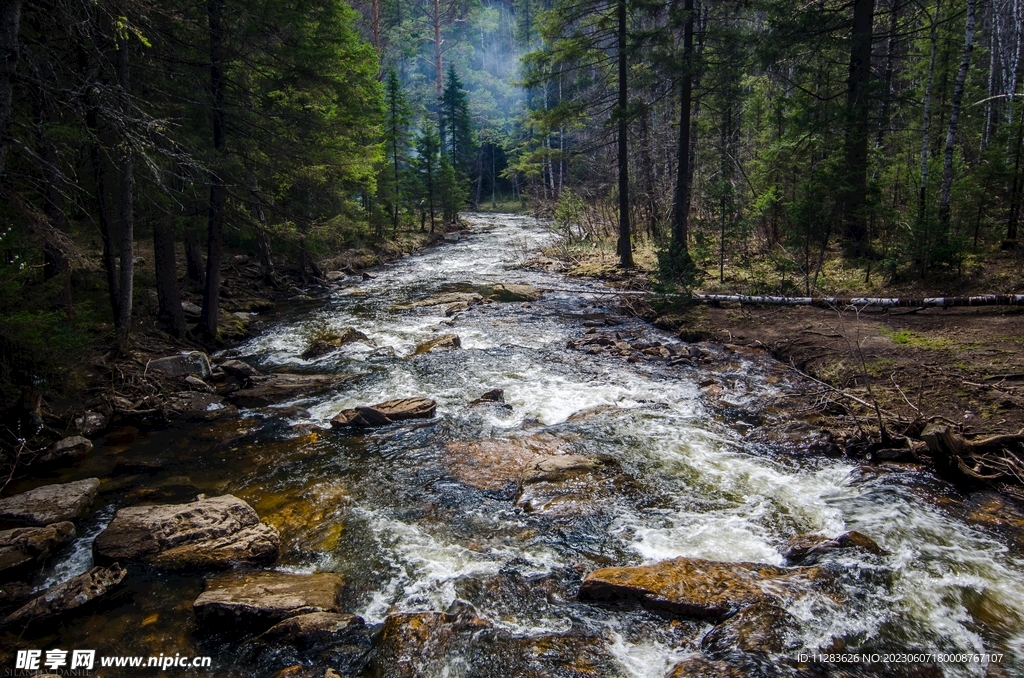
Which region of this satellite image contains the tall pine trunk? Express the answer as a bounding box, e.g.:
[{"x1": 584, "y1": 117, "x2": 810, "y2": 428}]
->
[
  {"x1": 0, "y1": 0, "x2": 22, "y2": 181},
  {"x1": 153, "y1": 221, "x2": 188, "y2": 337},
  {"x1": 115, "y1": 31, "x2": 134, "y2": 350},
  {"x1": 201, "y1": 0, "x2": 227, "y2": 339},
  {"x1": 669, "y1": 0, "x2": 694, "y2": 271},
  {"x1": 918, "y1": 0, "x2": 941, "y2": 230},
  {"x1": 841, "y1": 0, "x2": 875, "y2": 257},
  {"x1": 937, "y1": 0, "x2": 976, "y2": 237},
  {"x1": 616, "y1": 0, "x2": 633, "y2": 268}
]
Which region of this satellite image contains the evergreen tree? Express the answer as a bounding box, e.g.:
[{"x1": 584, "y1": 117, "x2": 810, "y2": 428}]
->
[
  {"x1": 383, "y1": 67, "x2": 413, "y2": 236},
  {"x1": 416, "y1": 124, "x2": 441, "y2": 232},
  {"x1": 441, "y1": 63, "x2": 476, "y2": 189}
]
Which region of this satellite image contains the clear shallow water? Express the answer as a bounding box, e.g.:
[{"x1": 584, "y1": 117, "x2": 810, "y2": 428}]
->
[{"x1": 19, "y1": 213, "x2": 1024, "y2": 676}]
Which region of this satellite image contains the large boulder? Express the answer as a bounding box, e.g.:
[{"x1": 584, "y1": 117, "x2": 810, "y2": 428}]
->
[
  {"x1": 413, "y1": 334, "x2": 461, "y2": 355},
  {"x1": 231, "y1": 373, "x2": 358, "y2": 408},
  {"x1": 0, "y1": 564, "x2": 126, "y2": 629},
  {"x1": 578, "y1": 557, "x2": 824, "y2": 621},
  {"x1": 93, "y1": 494, "x2": 279, "y2": 570},
  {"x1": 35, "y1": 436, "x2": 93, "y2": 465},
  {"x1": 0, "y1": 478, "x2": 99, "y2": 526},
  {"x1": 330, "y1": 398, "x2": 436, "y2": 428},
  {"x1": 193, "y1": 571, "x2": 345, "y2": 631},
  {"x1": 248, "y1": 612, "x2": 374, "y2": 677},
  {"x1": 148, "y1": 351, "x2": 212, "y2": 379},
  {"x1": 0, "y1": 522, "x2": 75, "y2": 577}
]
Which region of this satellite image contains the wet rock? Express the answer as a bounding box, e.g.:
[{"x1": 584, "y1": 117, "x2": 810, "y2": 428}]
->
[
  {"x1": 0, "y1": 582, "x2": 33, "y2": 607},
  {"x1": 165, "y1": 392, "x2": 239, "y2": 421},
  {"x1": 394, "y1": 292, "x2": 483, "y2": 310},
  {"x1": 413, "y1": 333, "x2": 461, "y2": 354},
  {"x1": 330, "y1": 397, "x2": 436, "y2": 428},
  {"x1": 782, "y1": 531, "x2": 885, "y2": 565},
  {"x1": 272, "y1": 667, "x2": 343, "y2": 678},
  {"x1": 94, "y1": 494, "x2": 279, "y2": 569},
  {"x1": 72, "y1": 410, "x2": 107, "y2": 436},
  {"x1": 181, "y1": 300, "x2": 203, "y2": 318},
  {"x1": 325, "y1": 270, "x2": 346, "y2": 282},
  {"x1": 231, "y1": 373, "x2": 357, "y2": 407},
  {"x1": 579, "y1": 557, "x2": 824, "y2": 621},
  {"x1": 0, "y1": 478, "x2": 99, "y2": 526},
  {"x1": 35, "y1": 436, "x2": 93, "y2": 465},
  {"x1": 444, "y1": 435, "x2": 569, "y2": 491},
  {"x1": 0, "y1": 522, "x2": 75, "y2": 577},
  {"x1": 247, "y1": 483, "x2": 349, "y2": 555},
  {"x1": 259, "y1": 612, "x2": 365, "y2": 650},
  {"x1": 220, "y1": 359, "x2": 261, "y2": 379},
  {"x1": 301, "y1": 328, "x2": 370, "y2": 360},
  {"x1": 665, "y1": 652, "x2": 792, "y2": 678},
  {"x1": 484, "y1": 633, "x2": 621, "y2": 678},
  {"x1": 0, "y1": 564, "x2": 126, "y2": 629},
  {"x1": 254, "y1": 611, "x2": 375, "y2": 673},
  {"x1": 193, "y1": 571, "x2": 345, "y2": 631},
  {"x1": 185, "y1": 375, "x2": 214, "y2": 392},
  {"x1": 515, "y1": 455, "x2": 639, "y2": 515},
  {"x1": 148, "y1": 351, "x2": 212, "y2": 378},
  {"x1": 371, "y1": 610, "x2": 490, "y2": 678},
  {"x1": 700, "y1": 602, "x2": 802, "y2": 657},
  {"x1": 487, "y1": 283, "x2": 542, "y2": 302},
  {"x1": 218, "y1": 313, "x2": 251, "y2": 340},
  {"x1": 469, "y1": 389, "x2": 505, "y2": 406}
]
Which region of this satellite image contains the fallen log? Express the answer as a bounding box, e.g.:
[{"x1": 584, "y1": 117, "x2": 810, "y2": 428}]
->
[
  {"x1": 921, "y1": 423, "x2": 1024, "y2": 484},
  {"x1": 689, "y1": 293, "x2": 1024, "y2": 309}
]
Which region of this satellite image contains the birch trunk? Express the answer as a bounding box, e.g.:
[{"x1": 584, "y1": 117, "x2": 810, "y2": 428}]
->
[{"x1": 937, "y1": 0, "x2": 977, "y2": 234}]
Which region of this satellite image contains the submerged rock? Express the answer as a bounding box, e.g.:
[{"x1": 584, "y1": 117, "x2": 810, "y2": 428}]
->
[
  {"x1": 193, "y1": 571, "x2": 345, "y2": 631},
  {"x1": 443, "y1": 435, "x2": 569, "y2": 491},
  {"x1": 1, "y1": 564, "x2": 126, "y2": 629},
  {"x1": 0, "y1": 478, "x2": 99, "y2": 526},
  {"x1": 394, "y1": 292, "x2": 482, "y2": 310},
  {"x1": 782, "y1": 530, "x2": 885, "y2": 565},
  {"x1": 330, "y1": 398, "x2": 436, "y2": 428},
  {"x1": 469, "y1": 389, "x2": 505, "y2": 406},
  {"x1": 94, "y1": 494, "x2": 279, "y2": 569},
  {"x1": 148, "y1": 351, "x2": 212, "y2": 378},
  {"x1": 301, "y1": 328, "x2": 370, "y2": 360},
  {"x1": 413, "y1": 333, "x2": 461, "y2": 355},
  {"x1": 165, "y1": 392, "x2": 238, "y2": 421},
  {"x1": 231, "y1": 373, "x2": 358, "y2": 408},
  {"x1": 515, "y1": 454, "x2": 639, "y2": 516},
  {"x1": 371, "y1": 610, "x2": 490, "y2": 678},
  {"x1": 700, "y1": 602, "x2": 802, "y2": 657},
  {"x1": 578, "y1": 557, "x2": 823, "y2": 621},
  {"x1": 0, "y1": 522, "x2": 75, "y2": 577}
]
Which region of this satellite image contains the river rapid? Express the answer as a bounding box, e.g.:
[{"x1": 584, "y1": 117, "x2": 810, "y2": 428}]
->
[{"x1": 26, "y1": 213, "x2": 1024, "y2": 677}]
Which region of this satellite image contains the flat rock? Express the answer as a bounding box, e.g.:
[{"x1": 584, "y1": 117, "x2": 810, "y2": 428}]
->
[
  {"x1": 395, "y1": 292, "x2": 483, "y2": 310},
  {"x1": 665, "y1": 653, "x2": 786, "y2": 678},
  {"x1": 1, "y1": 564, "x2": 126, "y2": 628},
  {"x1": 579, "y1": 557, "x2": 823, "y2": 621},
  {"x1": 0, "y1": 478, "x2": 99, "y2": 526},
  {"x1": 93, "y1": 494, "x2": 279, "y2": 569},
  {"x1": 0, "y1": 522, "x2": 75, "y2": 577},
  {"x1": 413, "y1": 333, "x2": 461, "y2": 355},
  {"x1": 301, "y1": 328, "x2": 370, "y2": 360},
  {"x1": 486, "y1": 283, "x2": 541, "y2": 302},
  {"x1": 148, "y1": 351, "x2": 212, "y2": 378},
  {"x1": 515, "y1": 454, "x2": 636, "y2": 515},
  {"x1": 330, "y1": 397, "x2": 436, "y2": 428},
  {"x1": 165, "y1": 392, "x2": 239, "y2": 421},
  {"x1": 783, "y1": 530, "x2": 885, "y2": 565},
  {"x1": 231, "y1": 373, "x2": 357, "y2": 407},
  {"x1": 35, "y1": 436, "x2": 92, "y2": 465},
  {"x1": 443, "y1": 435, "x2": 568, "y2": 491},
  {"x1": 194, "y1": 571, "x2": 345, "y2": 630},
  {"x1": 700, "y1": 602, "x2": 802, "y2": 657},
  {"x1": 259, "y1": 612, "x2": 365, "y2": 650},
  {"x1": 220, "y1": 359, "x2": 262, "y2": 379}
]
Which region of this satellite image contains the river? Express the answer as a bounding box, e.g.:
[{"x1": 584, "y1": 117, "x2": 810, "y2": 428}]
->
[{"x1": 28, "y1": 213, "x2": 1024, "y2": 677}]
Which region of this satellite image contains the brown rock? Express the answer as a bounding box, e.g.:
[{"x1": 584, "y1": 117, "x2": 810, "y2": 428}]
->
[
  {"x1": 0, "y1": 478, "x2": 99, "y2": 526},
  {"x1": 579, "y1": 557, "x2": 823, "y2": 620},
  {"x1": 443, "y1": 435, "x2": 568, "y2": 491},
  {"x1": 148, "y1": 351, "x2": 212, "y2": 378},
  {"x1": 394, "y1": 292, "x2": 482, "y2": 310},
  {"x1": 469, "y1": 389, "x2": 505, "y2": 406},
  {"x1": 372, "y1": 611, "x2": 490, "y2": 678},
  {"x1": 665, "y1": 653, "x2": 776, "y2": 678},
  {"x1": 259, "y1": 612, "x2": 365, "y2": 650},
  {"x1": 35, "y1": 436, "x2": 93, "y2": 465},
  {"x1": 514, "y1": 454, "x2": 634, "y2": 515},
  {"x1": 165, "y1": 392, "x2": 239, "y2": 421},
  {"x1": 94, "y1": 494, "x2": 279, "y2": 570},
  {"x1": 301, "y1": 328, "x2": 370, "y2": 360},
  {"x1": 330, "y1": 397, "x2": 436, "y2": 428},
  {"x1": 487, "y1": 283, "x2": 542, "y2": 302},
  {"x1": 1, "y1": 564, "x2": 126, "y2": 628},
  {"x1": 783, "y1": 530, "x2": 885, "y2": 565},
  {"x1": 413, "y1": 334, "x2": 461, "y2": 355},
  {"x1": 231, "y1": 373, "x2": 357, "y2": 408},
  {"x1": 0, "y1": 522, "x2": 75, "y2": 576},
  {"x1": 193, "y1": 571, "x2": 345, "y2": 630},
  {"x1": 220, "y1": 359, "x2": 261, "y2": 379},
  {"x1": 700, "y1": 602, "x2": 802, "y2": 657}
]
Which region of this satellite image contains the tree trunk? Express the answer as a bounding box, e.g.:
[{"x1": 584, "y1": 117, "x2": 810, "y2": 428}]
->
[
  {"x1": 153, "y1": 221, "x2": 188, "y2": 338},
  {"x1": 876, "y1": 0, "x2": 899, "y2": 149},
  {"x1": 115, "y1": 31, "x2": 134, "y2": 350},
  {"x1": 841, "y1": 0, "x2": 875, "y2": 257},
  {"x1": 918, "y1": 0, "x2": 941, "y2": 230},
  {"x1": 616, "y1": 0, "x2": 633, "y2": 268},
  {"x1": 87, "y1": 103, "x2": 119, "y2": 322},
  {"x1": 201, "y1": 0, "x2": 227, "y2": 339},
  {"x1": 184, "y1": 229, "x2": 205, "y2": 287},
  {"x1": 0, "y1": 0, "x2": 22, "y2": 181},
  {"x1": 432, "y1": 0, "x2": 444, "y2": 148},
  {"x1": 937, "y1": 0, "x2": 977, "y2": 236},
  {"x1": 669, "y1": 0, "x2": 694, "y2": 270}
]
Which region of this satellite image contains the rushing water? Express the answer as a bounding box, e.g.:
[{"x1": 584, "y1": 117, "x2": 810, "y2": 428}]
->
[{"x1": 18, "y1": 213, "x2": 1024, "y2": 677}]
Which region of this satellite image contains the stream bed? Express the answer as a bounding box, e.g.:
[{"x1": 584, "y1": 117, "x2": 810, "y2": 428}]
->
[{"x1": 15, "y1": 213, "x2": 1024, "y2": 677}]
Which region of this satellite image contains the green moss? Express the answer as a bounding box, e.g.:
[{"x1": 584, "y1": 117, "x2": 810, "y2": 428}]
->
[{"x1": 879, "y1": 327, "x2": 954, "y2": 350}]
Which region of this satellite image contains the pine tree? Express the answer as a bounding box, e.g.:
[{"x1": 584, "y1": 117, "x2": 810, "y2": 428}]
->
[{"x1": 383, "y1": 67, "x2": 412, "y2": 236}]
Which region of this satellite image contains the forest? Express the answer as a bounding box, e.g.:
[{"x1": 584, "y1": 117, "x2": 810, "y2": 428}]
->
[{"x1": 2, "y1": 0, "x2": 1023, "y2": 396}]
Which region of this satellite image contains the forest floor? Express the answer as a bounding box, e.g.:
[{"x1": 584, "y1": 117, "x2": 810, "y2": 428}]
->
[{"x1": 537, "y1": 236, "x2": 1024, "y2": 501}]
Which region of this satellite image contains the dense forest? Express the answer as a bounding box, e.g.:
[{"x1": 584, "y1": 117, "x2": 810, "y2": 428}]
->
[{"x1": 2, "y1": 0, "x2": 1023, "y2": 399}]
